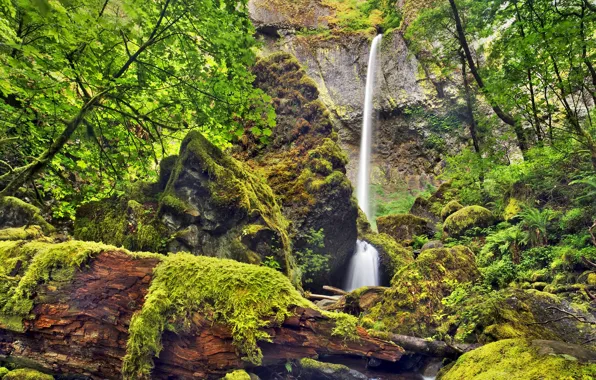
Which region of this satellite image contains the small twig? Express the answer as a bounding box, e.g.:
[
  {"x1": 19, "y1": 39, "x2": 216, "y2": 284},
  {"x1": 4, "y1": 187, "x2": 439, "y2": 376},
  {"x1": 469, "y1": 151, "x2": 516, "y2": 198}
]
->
[{"x1": 583, "y1": 256, "x2": 596, "y2": 269}]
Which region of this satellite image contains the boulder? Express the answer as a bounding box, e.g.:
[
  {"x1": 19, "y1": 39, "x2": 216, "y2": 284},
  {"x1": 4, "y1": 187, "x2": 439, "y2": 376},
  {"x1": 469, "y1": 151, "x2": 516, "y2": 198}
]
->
[
  {"x1": 440, "y1": 200, "x2": 463, "y2": 220},
  {"x1": 437, "y1": 339, "x2": 596, "y2": 380},
  {"x1": 370, "y1": 246, "x2": 479, "y2": 337},
  {"x1": 443, "y1": 205, "x2": 494, "y2": 237},
  {"x1": 440, "y1": 288, "x2": 596, "y2": 347},
  {"x1": 298, "y1": 358, "x2": 367, "y2": 380},
  {"x1": 376, "y1": 213, "x2": 433, "y2": 243},
  {"x1": 421, "y1": 240, "x2": 443, "y2": 252},
  {"x1": 410, "y1": 182, "x2": 457, "y2": 224},
  {"x1": 0, "y1": 196, "x2": 54, "y2": 233}
]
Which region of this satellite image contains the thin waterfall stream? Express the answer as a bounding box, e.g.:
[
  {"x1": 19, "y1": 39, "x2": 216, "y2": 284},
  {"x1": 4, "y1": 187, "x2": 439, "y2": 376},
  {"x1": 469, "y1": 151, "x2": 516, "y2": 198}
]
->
[{"x1": 345, "y1": 34, "x2": 382, "y2": 292}]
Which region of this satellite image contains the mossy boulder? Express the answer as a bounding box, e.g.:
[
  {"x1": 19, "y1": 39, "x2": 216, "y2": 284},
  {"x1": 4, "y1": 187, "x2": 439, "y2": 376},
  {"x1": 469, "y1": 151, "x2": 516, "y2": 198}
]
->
[
  {"x1": 361, "y1": 232, "x2": 414, "y2": 285},
  {"x1": 236, "y1": 52, "x2": 358, "y2": 289},
  {"x1": 440, "y1": 200, "x2": 463, "y2": 220},
  {"x1": 376, "y1": 213, "x2": 433, "y2": 244},
  {"x1": 437, "y1": 339, "x2": 596, "y2": 380},
  {"x1": 409, "y1": 182, "x2": 456, "y2": 224},
  {"x1": 0, "y1": 197, "x2": 54, "y2": 234},
  {"x1": 370, "y1": 246, "x2": 479, "y2": 337},
  {"x1": 2, "y1": 369, "x2": 53, "y2": 380},
  {"x1": 223, "y1": 370, "x2": 252, "y2": 380},
  {"x1": 75, "y1": 197, "x2": 166, "y2": 253},
  {"x1": 298, "y1": 358, "x2": 367, "y2": 380},
  {"x1": 439, "y1": 289, "x2": 596, "y2": 347},
  {"x1": 159, "y1": 130, "x2": 294, "y2": 277},
  {"x1": 443, "y1": 205, "x2": 494, "y2": 237}
]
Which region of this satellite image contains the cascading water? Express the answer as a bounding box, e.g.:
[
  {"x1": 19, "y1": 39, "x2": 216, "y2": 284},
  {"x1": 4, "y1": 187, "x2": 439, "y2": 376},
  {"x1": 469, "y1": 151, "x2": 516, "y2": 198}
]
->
[{"x1": 345, "y1": 34, "x2": 382, "y2": 292}]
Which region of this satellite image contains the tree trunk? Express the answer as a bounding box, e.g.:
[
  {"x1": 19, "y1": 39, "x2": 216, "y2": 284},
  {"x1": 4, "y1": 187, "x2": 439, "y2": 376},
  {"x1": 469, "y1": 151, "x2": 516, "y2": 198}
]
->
[
  {"x1": 461, "y1": 52, "x2": 481, "y2": 153},
  {"x1": 448, "y1": 0, "x2": 528, "y2": 153},
  {"x1": 0, "y1": 250, "x2": 404, "y2": 379}
]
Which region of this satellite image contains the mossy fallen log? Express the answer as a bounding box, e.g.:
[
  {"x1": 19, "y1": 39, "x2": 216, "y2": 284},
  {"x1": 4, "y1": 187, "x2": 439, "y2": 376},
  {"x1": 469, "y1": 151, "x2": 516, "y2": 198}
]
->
[{"x1": 0, "y1": 235, "x2": 403, "y2": 379}]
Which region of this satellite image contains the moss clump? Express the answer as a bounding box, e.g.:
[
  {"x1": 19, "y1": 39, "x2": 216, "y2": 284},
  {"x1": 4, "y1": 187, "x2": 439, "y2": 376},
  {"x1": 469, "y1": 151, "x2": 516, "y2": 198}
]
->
[
  {"x1": 0, "y1": 240, "x2": 111, "y2": 332},
  {"x1": 443, "y1": 206, "x2": 494, "y2": 237},
  {"x1": 75, "y1": 197, "x2": 167, "y2": 253},
  {"x1": 504, "y1": 197, "x2": 522, "y2": 221},
  {"x1": 122, "y1": 253, "x2": 313, "y2": 378},
  {"x1": 0, "y1": 367, "x2": 8, "y2": 378},
  {"x1": 370, "y1": 246, "x2": 479, "y2": 336},
  {"x1": 376, "y1": 213, "x2": 433, "y2": 243},
  {"x1": 223, "y1": 370, "x2": 251, "y2": 380},
  {"x1": 0, "y1": 197, "x2": 54, "y2": 234},
  {"x1": 2, "y1": 369, "x2": 53, "y2": 380},
  {"x1": 0, "y1": 226, "x2": 43, "y2": 241},
  {"x1": 440, "y1": 200, "x2": 463, "y2": 220},
  {"x1": 438, "y1": 339, "x2": 596, "y2": 380}
]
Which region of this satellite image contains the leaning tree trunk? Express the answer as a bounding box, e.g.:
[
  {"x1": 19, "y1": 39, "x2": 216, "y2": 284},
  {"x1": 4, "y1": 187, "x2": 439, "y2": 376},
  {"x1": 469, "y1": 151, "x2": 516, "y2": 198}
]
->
[{"x1": 0, "y1": 249, "x2": 403, "y2": 379}]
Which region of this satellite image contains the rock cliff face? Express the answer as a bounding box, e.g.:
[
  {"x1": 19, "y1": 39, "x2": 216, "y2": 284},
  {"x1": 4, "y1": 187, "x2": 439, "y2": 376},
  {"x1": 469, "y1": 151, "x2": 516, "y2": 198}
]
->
[{"x1": 249, "y1": 0, "x2": 468, "y2": 195}]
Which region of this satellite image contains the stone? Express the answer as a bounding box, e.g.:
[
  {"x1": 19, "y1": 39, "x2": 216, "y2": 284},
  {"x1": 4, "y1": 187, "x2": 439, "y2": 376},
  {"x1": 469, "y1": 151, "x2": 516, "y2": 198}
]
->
[
  {"x1": 421, "y1": 240, "x2": 443, "y2": 251},
  {"x1": 440, "y1": 200, "x2": 463, "y2": 220},
  {"x1": 443, "y1": 205, "x2": 494, "y2": 237},
  {"x1": 376, "y1": 213, "x2": 433, "y2": 243},
  {"x1": 0, "y1": 196, "x2": 54, "y2": 233},
  {"x1": 298, "y1": 358, "x2": 368, "y2": 380},
  {"x1": 437, "y1": 339, "x2": 596, "y2": 380}
]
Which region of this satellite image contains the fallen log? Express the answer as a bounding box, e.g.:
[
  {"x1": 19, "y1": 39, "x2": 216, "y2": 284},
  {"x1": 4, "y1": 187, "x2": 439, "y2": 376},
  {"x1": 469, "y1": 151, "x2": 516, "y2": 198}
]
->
[
  {"x1": 0, "y1": 243, "x2": 404, "y2": 379},
  {"x1": 323, "y1": 285, "x2": 348, "y2": 295},
  {"x1": 383, "y1": 333, "x2": 469, "y2": 359},
  {"x1": 307, "y1": 293, "x2": 342, "y2": 301}
]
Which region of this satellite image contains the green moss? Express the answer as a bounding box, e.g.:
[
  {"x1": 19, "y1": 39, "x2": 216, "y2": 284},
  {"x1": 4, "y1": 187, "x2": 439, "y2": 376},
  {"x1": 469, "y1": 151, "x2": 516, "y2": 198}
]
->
[
  {"x1": 440, "y1": 200, "x2": 463, "y2": 220},
  {"x1": 0, "y1": 240, "x2": 111, "y2": 332},
  {"x1": 443, "y1": 206, "x2": 494, "y2": 237},
  {"x1": 504, "y1": 198, "x2": 522, "y2": 221},
  {"x1": 2, "y1": 369, "x2": 53, "y2": 380},
  {"x1": 0, "y1": 197, "x2": 54, "y2": 233},
  {"x1": 74, "y1": 198, "x2": 128, "y2": 246},
  {"x1": 0, "y1": 367, "x2": 8, "y2": 378},
  {"x1": 369, "y1": 246, "x2": 479, "y2": 336},
  {"x1": 376, "y1": 213, "x2": 432, "y2": 242},
  {"x1": 158, "y1": 194, "x2": 189, "y2": 214},
  {"x1": 299, "y1": 358, "x2": 354, "y2": 375},
  {"x1": 122, "y1": 253, "x2": 313, "y2": 378},
  {"x1": 0, "y1": 226, "x2": 43, "y2": 241},
  {"x1": 438, "y1": 339, "x2": 596, "y2": 380},
  {"x1": 362, "y1": 232, "x2": 414, "y2": 282},
  {"x1": 223, "y1": 370, "x2": 251, "y2": 380}
]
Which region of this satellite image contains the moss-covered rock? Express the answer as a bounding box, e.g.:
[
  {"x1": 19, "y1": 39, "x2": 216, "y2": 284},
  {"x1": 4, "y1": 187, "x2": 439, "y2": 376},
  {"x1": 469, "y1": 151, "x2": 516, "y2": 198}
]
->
[
  {"x1": 2, "y1": 369, "x2": 53, "y2": 380},
  {"x1": 235, "y1": 52, "x2": 358, "y2": 290},
  {"x1": 439, "y1": 288, "x2": 596, "y2": 347},
  {"x1": 0, "y1": 367, "x2": 9, "y2": 378},
  {"x1": 74, "y1": 197, "x2": 166, "y2": 253},
  {"x1": 443, "y1": 205, "x2": 494, "y2": 237},
  {"x1": 409, "y1": 182, "x2": 456, "y2": 224},
  {"x1": 298, "y1": 358, "x2": 367, "y2": 380},
  {"x1": 369, "y1": 246, "x2": 479, "y2": 337},
  {"x1": 223, "y1": 370, "x2": 252, "y2": 380},
  {"x1": 0, "y1": 197, "x2": 54, "y2": 234},
  {"x1": 376, "y1": 213, "x2": 433, "y2": 244},
  {"x1": 0, "y1": 226, "x2": 43, "y2": 241},
  {"x1": 437, "y1": 339, "x2": 596, "y2": 380},
  {"x1": 440, "y1": 200, "x2": 463, "y2": 220}
]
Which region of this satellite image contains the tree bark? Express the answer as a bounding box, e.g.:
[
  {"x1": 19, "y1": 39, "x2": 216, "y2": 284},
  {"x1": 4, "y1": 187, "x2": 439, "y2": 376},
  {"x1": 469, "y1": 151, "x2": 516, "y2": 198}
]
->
[
  {"x1": 384, "y1": 333, "x2": 468, "y2": 359},
  {"x1": 0, "y1": 250, "x2": 404, "y2": 379}
]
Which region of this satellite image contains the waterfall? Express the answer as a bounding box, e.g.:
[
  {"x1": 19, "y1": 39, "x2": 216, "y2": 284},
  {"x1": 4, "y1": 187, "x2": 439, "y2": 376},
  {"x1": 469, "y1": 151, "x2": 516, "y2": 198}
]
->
[
  {"x1": 345, "y1": 240, "x2": 380, "y2": 291},
  {"x1": 356, "y1": 34, "x2": 382, "y2": 221},
  {"x1": 345, "y1": 35, "x2": 382, "y2": 291}
]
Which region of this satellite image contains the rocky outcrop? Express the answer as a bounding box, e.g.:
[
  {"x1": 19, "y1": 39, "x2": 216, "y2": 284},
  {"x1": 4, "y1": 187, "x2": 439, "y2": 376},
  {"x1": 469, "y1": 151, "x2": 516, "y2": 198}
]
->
[
  {"x1": 249, "y1": 0, "x2": 470, "y2": 194},
  {"x1": 437, "y1": 339, "x2": 596, "y2": 380},
  {"x1": 239, "y1": 52, "x2": 359, "y2": 289}
]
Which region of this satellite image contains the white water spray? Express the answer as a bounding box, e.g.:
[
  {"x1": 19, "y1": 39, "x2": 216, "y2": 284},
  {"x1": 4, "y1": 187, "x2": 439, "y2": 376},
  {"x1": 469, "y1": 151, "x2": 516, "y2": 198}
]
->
[{"x1": 345, "y1": 35, "x2": 382, "y2": 291}]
